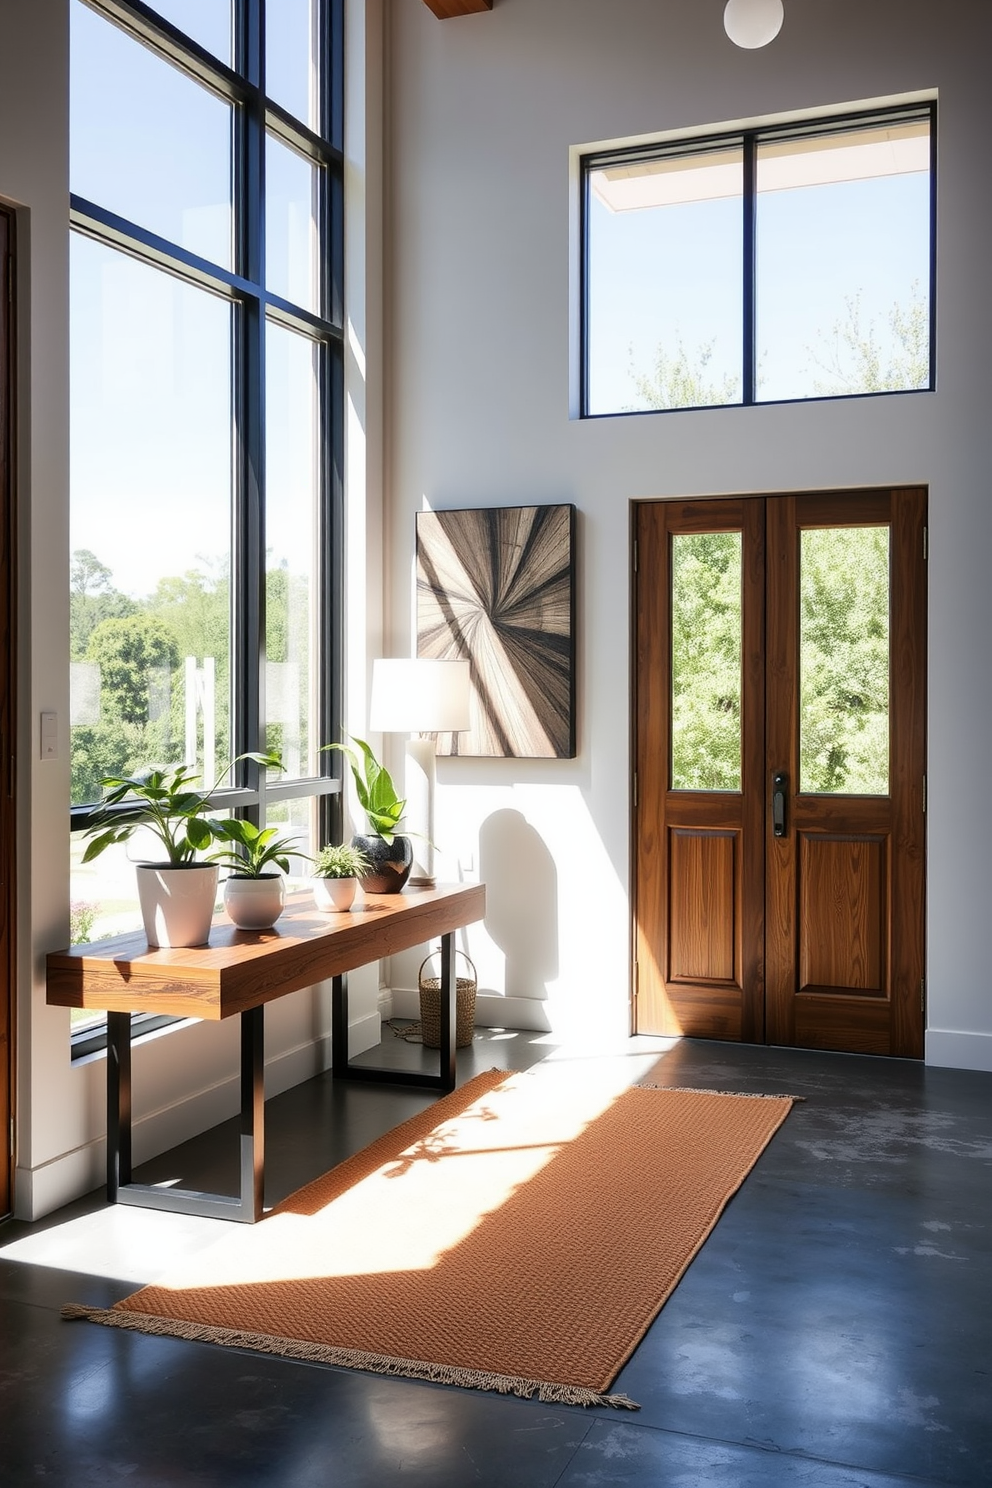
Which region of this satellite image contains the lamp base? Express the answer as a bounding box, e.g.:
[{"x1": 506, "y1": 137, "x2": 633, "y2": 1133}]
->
[{"x1": 405, "y1": 735, "x2": 437, "y2": 884}]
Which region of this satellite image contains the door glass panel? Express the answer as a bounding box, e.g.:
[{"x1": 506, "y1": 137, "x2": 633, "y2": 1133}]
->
[
  {"x1": 671, "y1": 532, "x2": 742, "y2": 791},
  {"x1": 799, "y1": 526, "x2": 889, "y2": 794}
]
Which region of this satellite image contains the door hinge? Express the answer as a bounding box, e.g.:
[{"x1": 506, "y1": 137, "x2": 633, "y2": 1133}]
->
[
  {"x1": 632, "y1": 961, "x2": 639, "y2": 1002},
  {"x1": 632, "y1": 771, "x2": 638, "y2": 808},
  {"x1": 6, "y1": 256, "x2": 12, "y2": 304},
  {"x1": 923, "y1": 525, "x2": 928, "y2": 561},
  {"x1": 922, "y1": 775, "x2": 926, "y2": 814},
  {"x1": 9, "y1": 1118, "x2": 13, "y2": 1157},
  {"x1": 921, "y1": 978, "x2": 926, "y2": 1013},
  {"x1": 632, "y1": 538, "x2": 638, "y2": 573}
]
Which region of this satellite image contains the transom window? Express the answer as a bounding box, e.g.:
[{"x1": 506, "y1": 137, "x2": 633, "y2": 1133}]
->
[
  {"x1": 68, "y1": 0, "x2": 344, "y2": 1047},
  {"x1": 582, "y1": 103, "x2": 935, "y2": 416}
]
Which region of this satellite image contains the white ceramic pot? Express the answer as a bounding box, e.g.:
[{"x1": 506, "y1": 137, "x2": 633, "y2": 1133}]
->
[
  {"x1": 223, "y1": 873, "x2": 286, "y2": 930},
  {"x1": 312, "y1": 876, "x2": 358, "y2": 913},
  {"x1": 136, "y1": 863, "x2": 220, "y2": 948}
]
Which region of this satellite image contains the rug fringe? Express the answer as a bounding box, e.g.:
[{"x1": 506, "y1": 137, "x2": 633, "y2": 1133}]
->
[
  {"x1": 61, "y1": 1304, "x2": 640, "y2": 1411},
  {"x1": 637, "y1": 1085, "x2": 805, "y2": 1101}
]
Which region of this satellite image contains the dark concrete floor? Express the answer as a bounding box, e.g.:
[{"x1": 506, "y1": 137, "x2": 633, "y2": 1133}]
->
[{"x1": 1, "y1": 1031, "x2": 990, "y2": 1487}]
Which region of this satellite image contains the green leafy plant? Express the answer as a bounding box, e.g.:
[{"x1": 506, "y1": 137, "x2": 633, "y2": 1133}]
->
[
  {"x1": 311, "y1": 842, "x2": 373, "y2": 880},
  {"x1": 81, "y1": 751, "x2": 283, "y2": 867},
  {"x1": 323, "y1": 736, "x2": 406, "y2": 843},
  {"x1": 208, "y1": 818, "x2": 307, "y2": 878}
]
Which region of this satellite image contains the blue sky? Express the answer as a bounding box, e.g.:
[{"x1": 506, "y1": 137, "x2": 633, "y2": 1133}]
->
[{"x1": 587, "y1": 167, "x2": 931, "y2": 413}]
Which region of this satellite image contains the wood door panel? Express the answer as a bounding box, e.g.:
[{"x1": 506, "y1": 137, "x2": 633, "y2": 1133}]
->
[
  {"x1": 794, "y1": 995, "x2": 890, "y2": 1054},
  {"x1": 634, "y1": 499, "x2": 765, "y2": 1045},
  {"x1": 798, "y1": 833, "x2": 887, "y2": 994},
  {"x1": 669, "y1": 829, "x2": 737, "y2": 984}
]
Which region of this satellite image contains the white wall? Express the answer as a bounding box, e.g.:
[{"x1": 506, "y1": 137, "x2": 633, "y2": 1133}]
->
[
  {"x1": 380, "y1": 0, "x2": 992, "y2": 1067},
  {"x1": 1, "y1": 0, "x2": 386, "y2": 1219}
]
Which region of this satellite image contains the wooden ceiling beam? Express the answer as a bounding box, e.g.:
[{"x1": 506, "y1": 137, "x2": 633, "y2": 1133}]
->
[{"x1": 422, "y1": 0, "x2": 493, "y2": 17}]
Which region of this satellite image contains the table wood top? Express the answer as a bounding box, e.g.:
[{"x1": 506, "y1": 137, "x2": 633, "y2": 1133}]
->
[{"x1": 46, "y1": 882, "x2": 486, "y2": 1021}]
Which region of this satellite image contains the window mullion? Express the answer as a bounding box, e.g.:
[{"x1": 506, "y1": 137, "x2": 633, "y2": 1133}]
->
[
  {"x1": 234, "y1": 0, "x2": 265, "y2": 818},
  {"x1": 742, "y1": 133, "x2": 756, "y2": 407}
]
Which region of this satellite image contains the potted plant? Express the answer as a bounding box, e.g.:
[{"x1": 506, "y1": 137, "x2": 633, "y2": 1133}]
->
[
  {"x1": 208, "y1": 815, "x2": 309, "y2": 930},
  {"x1": 322, "y1": 736, "x2": 414, "y2": 893},
  {"x1": 311, "y1": 842, "x2": 374, "y2": 913},
  {"x1": 82, "y1": 752, "x2": 281, "y2": 947}
]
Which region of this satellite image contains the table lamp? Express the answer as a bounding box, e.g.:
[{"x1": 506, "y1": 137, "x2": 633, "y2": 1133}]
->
[{"x1": 369, "y1": 657, "x2": 472, "y2": 885}]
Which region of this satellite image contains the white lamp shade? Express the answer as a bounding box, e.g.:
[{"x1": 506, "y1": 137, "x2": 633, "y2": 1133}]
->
[
  {"x1": 369, "y1": 658, "x2": 472, "y2": 734},
  {"x1": 724, "y1": 0, "x2": 784, "y2": 49}
]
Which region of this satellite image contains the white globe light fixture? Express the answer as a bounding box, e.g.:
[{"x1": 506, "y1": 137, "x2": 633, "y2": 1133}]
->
[{"x1": 724, "y1": 0, "x2": 784, "y2": 49}]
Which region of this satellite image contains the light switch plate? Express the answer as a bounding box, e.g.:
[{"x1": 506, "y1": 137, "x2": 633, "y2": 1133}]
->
[{"x1": 41, "y1": 711, "x2": 58, "y2": 759}]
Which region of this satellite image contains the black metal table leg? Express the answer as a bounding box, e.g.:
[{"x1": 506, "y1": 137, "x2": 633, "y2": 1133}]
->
[
  {"x1": 331, "y1": 971, "x2": 349, "y2": 1078},
  {"x1": 107, "y1": 1010, "x2": 132, "y2": 1201},
  {"x1": 108, "y1": 1005, "x2": 267, "y2": 1222},
  {"x1": 241, "y1": 1004, "x2": 264, "y2": 1222},
  {"x1": 332, "y1": 930, "x2": 458, "y2": 1092}
]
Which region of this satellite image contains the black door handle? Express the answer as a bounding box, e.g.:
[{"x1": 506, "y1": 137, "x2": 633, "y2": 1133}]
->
[{"x1": 772, "y1": 771, "x2": 788, "y2": 838}]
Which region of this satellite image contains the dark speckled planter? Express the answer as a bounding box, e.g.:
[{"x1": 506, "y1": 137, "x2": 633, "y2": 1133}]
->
[{"x1": 352, "y1": 833, "x2": 413, "y2": 894}]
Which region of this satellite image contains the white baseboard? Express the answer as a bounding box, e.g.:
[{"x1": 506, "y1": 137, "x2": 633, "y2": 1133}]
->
[
  {"x1": 926, "y1": 1027, "x2": 992, "y2": 1073},
  {"x1": 389, "y1": 987, "x2": 552, "y2": 1033},
  {"x1": 16, "y1": 1015, "x2": 382, "y2": 1222}
]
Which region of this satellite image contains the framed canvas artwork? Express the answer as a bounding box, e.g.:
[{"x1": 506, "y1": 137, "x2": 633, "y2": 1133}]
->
[{"x1": 416, "y1": 504, "x2": 577, "y2": 758}]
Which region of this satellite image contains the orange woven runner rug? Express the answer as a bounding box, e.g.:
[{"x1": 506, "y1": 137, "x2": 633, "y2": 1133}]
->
[{"x1": 65, "y1": 1066, "x2": 795, "y2": 1409}]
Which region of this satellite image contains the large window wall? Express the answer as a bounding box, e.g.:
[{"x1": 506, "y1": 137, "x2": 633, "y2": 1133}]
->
[{"x1": 68, "y1": 0, "x2": 344, "y2": 1035}]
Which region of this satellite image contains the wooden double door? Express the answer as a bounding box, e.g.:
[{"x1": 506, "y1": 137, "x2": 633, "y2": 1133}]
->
[{"x1": 634, "y1": 489, "x2": 926, "y2": 1058}]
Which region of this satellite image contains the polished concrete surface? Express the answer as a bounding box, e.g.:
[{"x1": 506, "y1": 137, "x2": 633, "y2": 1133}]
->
[{"x1": 1, "y1": 1031, "x2": 990, "y2": 1486}]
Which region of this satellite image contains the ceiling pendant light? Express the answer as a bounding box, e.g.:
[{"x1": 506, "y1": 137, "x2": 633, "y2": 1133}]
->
[{"x1": 724, "y1": 0, "x2": 784, "y2": 49}]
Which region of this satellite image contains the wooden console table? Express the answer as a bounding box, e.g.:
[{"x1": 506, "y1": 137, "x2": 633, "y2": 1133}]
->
[{"x1": 46, "y1": 882, "x2": 486, "y2": 1223}]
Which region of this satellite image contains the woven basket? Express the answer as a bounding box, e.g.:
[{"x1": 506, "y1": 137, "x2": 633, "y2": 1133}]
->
[{"x1": 418, "y1": 949, "x2": 477, "y2": 1049}]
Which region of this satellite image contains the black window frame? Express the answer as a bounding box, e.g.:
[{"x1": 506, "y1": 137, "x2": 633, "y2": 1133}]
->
[
  {"x1": 68, "y1": 0, "x2": 345, "y2": 1058},
  {"x1": 580, "y1": 100, "x2": 937, "y2": 419}
]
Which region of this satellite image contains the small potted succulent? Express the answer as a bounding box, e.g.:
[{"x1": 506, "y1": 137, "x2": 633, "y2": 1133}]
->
[
  {"x1": 310, "y1": 842, "x2": 374, "y2": 913},
  {"x1": 322, "y1": 735, "x2": 413, "y2": 893}
]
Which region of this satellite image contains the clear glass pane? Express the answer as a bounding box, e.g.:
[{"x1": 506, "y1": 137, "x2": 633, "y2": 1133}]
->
[
  {"x1": 671, "y1": 532, "x2": 742, "y2": 791},
  {"x1": 70, "y1": 0, "x2": 233, "y2": 268},
  {"x1": 756, "y1": 119, "x2": 931, "y2": 401},
  {"x1": 70, "y1": 233, "x2": 233, "y2": 807},
  {"x1": 266, "y1": 0, "x2": 319, "y2": 128},
  {"x1": 800, "y1": 527, "x2": 890, "y2": 794},
  {"x1": 265, "y1": 322, "x2": 319, "y2": 779},
  {"x1": 266, "y1": 133, "x2": 319, "y2": 311},
  {"x1": 586, "y1": 147, "x2": 743, "y2": 415},
  {"x1": 146, "y1": 0, "x2": 232, "y2": 64},
  {"x1": 264, "y1": 796, "x2": 318, "y2": 896}
]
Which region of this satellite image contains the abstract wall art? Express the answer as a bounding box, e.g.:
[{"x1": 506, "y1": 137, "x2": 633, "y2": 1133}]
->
[{"x1": 416, "y1": 504, "x2": 577, "y2": 758}]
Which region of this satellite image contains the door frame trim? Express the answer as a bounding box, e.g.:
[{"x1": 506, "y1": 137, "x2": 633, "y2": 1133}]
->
[{"x1": 0, "y1": 201, "x2": 17, "y2": 1217}]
